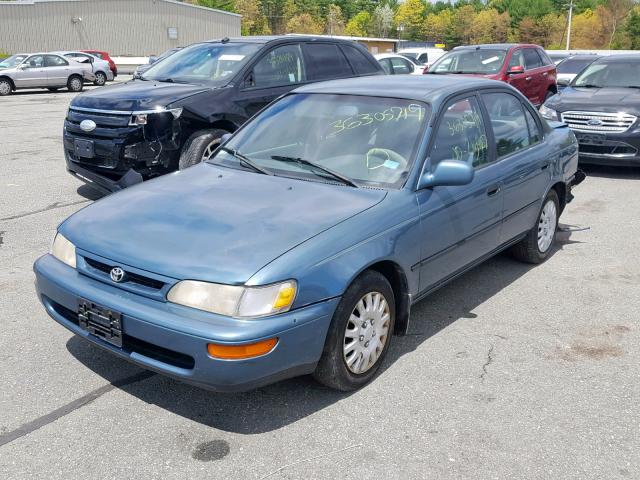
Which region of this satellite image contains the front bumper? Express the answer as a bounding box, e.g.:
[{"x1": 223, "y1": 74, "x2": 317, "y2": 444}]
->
[
  {"x1": 573, "y1": 130, "x2": 640, "y2": 167},
  {"x1": 34, "y1": 254, "x2": 339, "y2": 392}
]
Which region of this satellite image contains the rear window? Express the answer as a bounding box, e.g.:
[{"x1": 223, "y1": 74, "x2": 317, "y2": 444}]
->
[
  {"x1": 304, "y1": 43, "x2": 353, "y2": 80},
  {"x1": 341, "y1": 44, "x2": 379, "y2": 75}
]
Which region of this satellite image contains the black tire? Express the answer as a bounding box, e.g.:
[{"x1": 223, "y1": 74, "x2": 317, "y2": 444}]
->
[
  {"x1": 67, "y1": 75, "x2": 83, "y2": 93},
  {"x1": 94, "y1": 71, "x2": 107, "y2": 86},
  {"x1": 0, "y1": 78, "x2": 12, "y2": 96},
  {"x1": 509, "y1": 189, "x2": 560, "y2": 264},
  {"x1": 178, "y1": 129, "x2": 229, "y2": 170},
  {"x1": 47, "y1": 87, "x2": 59, "y2": 92},
  {"x1": 313, "y1": 270, "x2": 396, "y2": 391}
]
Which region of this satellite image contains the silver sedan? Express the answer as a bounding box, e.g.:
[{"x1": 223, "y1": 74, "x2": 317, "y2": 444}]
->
[{"x1": 0, "y1": 53, "x2": 93, "y2": 96}]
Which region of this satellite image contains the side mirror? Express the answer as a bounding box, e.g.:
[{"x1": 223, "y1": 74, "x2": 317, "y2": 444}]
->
[
  {"x1": 220, "y1": 133, "x2": 232, "y2": 144},
  {"x1": 557, "y1": 78, "x2": 570, "y2": 86},
  {"x1": 507, "y1": 65, "x2": 525, "y2": 75},
  {"x1": 17, "y1": 63, "x2": 27, "y2": 70},
  {"x1": 419, "y1": 159, "x2": 474, "y2": 189}
]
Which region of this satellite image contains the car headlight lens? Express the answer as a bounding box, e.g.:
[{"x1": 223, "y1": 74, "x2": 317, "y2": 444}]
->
[
  {"x1": 539, "y1": 104, "x2": 558, "y2": 121},
  {"x1": 167, "y1": 280, "x2": 297, "y2": 318},
  {"x1": 51, "y1": 233, "x2": 76, "y2": 268},
  {"x1": 129, "y1": 108, "x2": 182, "y2": 126}
]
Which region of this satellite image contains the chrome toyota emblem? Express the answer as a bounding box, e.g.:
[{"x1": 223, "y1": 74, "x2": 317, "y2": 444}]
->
[
  {"x1": 587, "y1": 119, "x2": 603, "y2": 126},
  {"x1": 80, "y1": 119, "x2": 97, "y2": 132},
  {"x1": 110, "y1": 267, "x2": 126, "y2": 283}
]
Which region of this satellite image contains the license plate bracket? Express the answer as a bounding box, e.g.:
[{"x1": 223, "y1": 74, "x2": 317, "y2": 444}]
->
[
  {"x1": 78, "y1": 299, "x2": 123, "y2": 348},
  {"x1": 74, "y1": 138, "x2": 95, "y2": 158}
]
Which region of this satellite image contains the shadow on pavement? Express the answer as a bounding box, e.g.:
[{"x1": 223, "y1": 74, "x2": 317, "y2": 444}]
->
[
  {"x1": 77, "y1": 183, "x2": 107, "y2": 201},
  {"x1": 66, "y1": 228, "x2": 580, "y2": 434},
  {"x1": 581, "y1": 164, "x2": 640, "y2": 180}
]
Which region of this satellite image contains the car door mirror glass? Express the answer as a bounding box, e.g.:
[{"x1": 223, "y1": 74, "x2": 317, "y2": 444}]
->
[
  {"x1": 507, "y1": 65, "x2": 524, "y2": 75},
  {"x1": 17, "y1": 63, "x2": 28, "y2": 70},
  {"x1": 419, "y1": 160, "x2": 474, "y2": 189}
]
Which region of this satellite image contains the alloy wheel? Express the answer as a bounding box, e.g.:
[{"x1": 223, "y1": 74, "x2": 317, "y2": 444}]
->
[
  {"x1": 202, "y1": 139, "x2": 221, "y2": 161},
  {"x1": 343, "y1": 291, "x2": 391, "y2": 374},
  {"x1": 0, "y1": 81, "x2": 10, "y2": 95},
  {"x1": 537, "y1": 199, "x2": 557, "y2": 253}
]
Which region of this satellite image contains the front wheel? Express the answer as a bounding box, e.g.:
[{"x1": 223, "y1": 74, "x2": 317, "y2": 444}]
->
[
  {"x1": 314, "y1": 270, "x2": 395, "y2": 391},
  {"x1": 178, "y1": 129, "x2": 229, "y2": 170},
  {"x1": 0, "y1": 79, "x2": 12, "y2": 96},
  {"x1": 67, "y1": 75, "x2": 83, "y2": 93},
  {"x1": 94, "y1": 71, "x2": 107, "y2": 86},
  {"x1": 509, "y1": 189, "x2": 559, "y2": 264}
]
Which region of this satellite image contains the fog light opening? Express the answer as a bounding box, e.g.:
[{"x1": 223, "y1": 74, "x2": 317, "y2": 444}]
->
[{"x1": 207, "y1": 338, "x2": 278, "y2": 360}]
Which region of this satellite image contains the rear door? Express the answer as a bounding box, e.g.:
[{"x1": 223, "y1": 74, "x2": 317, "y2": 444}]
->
[
  {"x1": 522, "y1": 48, "x2": 545, "y2": 106},
  {"x1": 302, "y1": 42, "x2": 354, "y2": 81},
  {"x1": 480, "y1": 91, "x2": 551, "y2": 241},
  {"x1": 44, "y1": 55, "x2": 71, "y2": 86},
  {"x1": 13, "y1": 55, "x2": 46, "y2": 88},
  {"x1": 235, "y1": 43, "x2": 306, "y2": 118}
]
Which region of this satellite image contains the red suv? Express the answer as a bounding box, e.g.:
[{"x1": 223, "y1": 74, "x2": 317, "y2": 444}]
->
[
  {"x1": 81, "y1": 50, "x2": 117, "y2": 77},
  {"x1": 426, "y1": 44, "x2": 557, "y2": 106}
]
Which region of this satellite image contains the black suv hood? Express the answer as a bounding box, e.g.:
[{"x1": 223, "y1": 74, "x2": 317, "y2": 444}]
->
[
  {"x1": 548, "y1": 86, "x2": 640, "y2": 116},
  {"x1": 70, "y1": 80, "x2": 210, "y2": 111}
]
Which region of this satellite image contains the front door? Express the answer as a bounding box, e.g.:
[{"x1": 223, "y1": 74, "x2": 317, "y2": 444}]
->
[
  {"x1": 416, "y1": 95, "x2": 503, "y2": 293},
  {"x1": 235, "y1": 43, "x2": 306, "y2": 119},
  {"x1": 13, "y1": 55, "x2": 46, "y2": 88},
  {"x1": 44, "y1": 55, "x2": 71, "y2": 87},
  {"x1": 505, "y1": 49, "x2": 531, "y2": 102}
]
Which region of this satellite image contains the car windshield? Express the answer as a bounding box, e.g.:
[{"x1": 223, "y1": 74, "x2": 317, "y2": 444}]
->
[
  {"x1": 573, "y1": 59, "x2": 640, "y2": 88},
  {"x1": 0, "y1": 54, "x2": 28, "y2": 69},
  {"x1": 210, "y1": 93, "x2": 430, "y2": 189},
  {"x1": 557, "y1": 57, "x2": 596, "y2": 74},
  {"x1": 143, "y1": 42, "x2": 261, "y2": 85},
  {"x1": 430, "y1": 49, "x2": 506, "y2": 74}
]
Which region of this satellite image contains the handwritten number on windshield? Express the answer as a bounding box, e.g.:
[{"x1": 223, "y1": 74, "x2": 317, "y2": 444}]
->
[{"x1": 329, "y1": 104, "x2": 425, "y2": 137}]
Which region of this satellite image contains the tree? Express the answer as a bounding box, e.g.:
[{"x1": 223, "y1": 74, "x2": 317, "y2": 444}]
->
[
  {"x1": 625, "y1": 5, "x2": 640, "y2": 48},
  {"x1": 570, "y1": 8, "x2": 608, "y2": 48},
  {"x1": 470, "y1": 9, "x2": 511, "y2": 43},
  {"x1": 597, "y1": 0, "x2": 634, "y2": 47},
  {"x1": 395, "y1": 0, "x2": 426, "y2": 39},
  {"x1": 372, "y1": 4, "x2": 395, "y2": 37},
  {"x1": 286, "y1": 13, "x2": 324, "y2": 34},
  {"x1": 450, "y1": 5, "x2": 478, "y2": 45},
  {"x1": 423, "y1": 10, "x2": 454, "y2": 44},
  {"x1": 345, "y1": 11, "x2": 372, "y2": 36},
  {"x1": 235, "y1": 0, "x2": 271, "y2": 35},
  {"x1": 326, "y1": 4, "x2": 345, "y2": 35}
]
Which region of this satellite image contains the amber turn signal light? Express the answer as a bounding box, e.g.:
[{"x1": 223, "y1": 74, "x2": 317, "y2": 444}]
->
[{"x1": 207, "y1": 338, "x2": 278, "y2": 360}]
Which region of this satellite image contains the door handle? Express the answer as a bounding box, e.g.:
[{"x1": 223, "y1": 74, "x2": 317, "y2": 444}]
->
[
  {"x1": 525, "y1": 76, "x2": 532, "y2": 81},
  {"x1": 486, "y1": 185, "x2": 501, "y2": 197},
  {"x1": 542, "y1": 72, "x2": 548, "y2": 76},
  {"x1": 540, "y1": 162, "x2": 550, "y2": 170}
]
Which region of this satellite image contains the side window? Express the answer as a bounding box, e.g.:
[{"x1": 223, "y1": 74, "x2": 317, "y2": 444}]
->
[
  {"x1": 250, "y1": 44, "x2": 305, "y2": 89},
  {"x1": 482, "y1": 93, "x2": 530, "y2": 158},
  {"x1": 390, "y1": 57, "x2": 413, "y2": 74},
  {"x1": 524, "y1": 107, "x2": 542, "y2": 144},
  {"x1": 340, "y1": 44, "x2": 379, "y2": 75},
  {"x1": 304, "y1": 43, "x2": 353, "y2": 80},
  {"x1": 430, "y1": 97, "x2": 489, "y2": 169},
  {"x1": 45, "y1": 55, "x2": 68, "y2": 67},
  {"x1": 418, "y1": 53, "x2": 429, "y2": 63},
  {"x1": 26, "y1": 55, "x2": 45, "y2": 68},
  {"x1": 508, "y1": 50, "x2": 524, "y2": 69},
  {"x1": 523, "y1": 48, "x2": 542, "y2": 70},
  {"x1": 379, "y1": 58, "x2": 393, "y2": 75}
]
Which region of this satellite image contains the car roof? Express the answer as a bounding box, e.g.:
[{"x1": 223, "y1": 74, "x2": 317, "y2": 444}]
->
[
  {"x1": 293, "y1": 75, "x2": 507, "y2": 103},
  {"x1": 559, "y1": 54, "x2": 599, "y2": 61},
  {"x1": 454, "y1": 43, "x2": 540, "y2": 50},
  {"x1": 592, "y1": 54, "x2": 640, "y2": 63},
  {"x1": 204, "y1": 35, "x2": 363, "y2": 46}
]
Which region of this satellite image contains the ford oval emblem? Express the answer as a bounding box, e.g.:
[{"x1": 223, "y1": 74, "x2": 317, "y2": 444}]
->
[
  {"x1": 80, "y1": 119, "x2": 97, "y2": 132},
  {"x1": 110, "y1": 267, "x2": 126, "y2": 283},
  {"x1": 587, "y1": 119, "x2": 603, "y2": 126}
]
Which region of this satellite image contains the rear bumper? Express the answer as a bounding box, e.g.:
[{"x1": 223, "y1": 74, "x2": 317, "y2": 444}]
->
[{"x1": 34, "y1": 254, "x2": 339, "y2": 392}]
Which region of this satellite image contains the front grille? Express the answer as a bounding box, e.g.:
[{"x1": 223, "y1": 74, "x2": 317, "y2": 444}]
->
[
  {"x1": 84, "y1": 257, "x2": 166, "y2": 291},
  {"x1": 579, "y1": 142, "x2": 637, "y2": 157},
  {"x1": 561, "y1": 111, "x2": 637, "y2": 133}
]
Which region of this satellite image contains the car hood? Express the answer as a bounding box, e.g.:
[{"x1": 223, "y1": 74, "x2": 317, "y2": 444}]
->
[
  {"x1": 70, "y1": 80, "x2": 210, "y2": 111},
  {"x1": 547, "y1": 87, "x2": 640, "y2": 115},
  {"x1": 60, "y1": 164, "x2": 387, "y2": 284}
]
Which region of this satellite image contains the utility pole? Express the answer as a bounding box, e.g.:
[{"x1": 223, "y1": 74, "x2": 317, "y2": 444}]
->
[{"x1": 566, "y1": 0, "x2": 574, "y2": 51}]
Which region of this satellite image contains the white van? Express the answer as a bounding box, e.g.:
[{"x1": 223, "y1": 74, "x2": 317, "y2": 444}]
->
[{"x1": 397, "y1": 48, "x2": 446, "y2": 66}]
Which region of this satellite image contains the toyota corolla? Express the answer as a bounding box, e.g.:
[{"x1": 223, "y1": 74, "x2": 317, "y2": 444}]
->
[{"x1": 34, "y1": 76, "x2": 583, "y2": 392}]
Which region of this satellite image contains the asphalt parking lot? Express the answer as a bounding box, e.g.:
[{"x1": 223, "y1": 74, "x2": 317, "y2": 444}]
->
[{"x1": 1, "y1": 82, "x2": 639, "y2": 480}]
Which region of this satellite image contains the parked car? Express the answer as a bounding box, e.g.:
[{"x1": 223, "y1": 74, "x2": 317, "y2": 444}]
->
[
  {"x1": 375, "y1": 53, "x2": 424, "y2": 75},
  {"x1": 0, "y1": 53, "x2": 89, "y2": 96},
  {"x1": 427, "y1": 44, "x2": 557, "y2": 107},
  {"x1": 555, "y1": 54, "x2": 599, "y2": 89},
  {"x1": 547, "y1": 51, "x2": 570, "y2": 64},
  {"x1": 540, "y1": 54, "x2": 640, "y2": 167},
  {"x1": 53, "y1": 51, "x2": 114, "y2": 86},
  {"x1": 81, "y1": 50, "x2": 118, "y2": 77},
  {"x1": 64, "y1": 36, "x2": 384, "y2": 193},
  {"x1": 36, "y1": 75, "x2": 583, "y2": 392},
  {"x1": 398, "y1": 47, "x2": 446, "y2": 66},
  {"x1": 133, "y1": 47, "x2": 183, "y2": 79}
]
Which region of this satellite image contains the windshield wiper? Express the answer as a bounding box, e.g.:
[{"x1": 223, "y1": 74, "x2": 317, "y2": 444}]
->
[
  {"x1": 220, "y1": 147, "x2": 273, "y2": 176},
  {"x1": 578, "y1": 84, "x2": 602, "y2": 88},
  {"x1": 270, "y1": 155, "x2": 359, "y2": 188}
]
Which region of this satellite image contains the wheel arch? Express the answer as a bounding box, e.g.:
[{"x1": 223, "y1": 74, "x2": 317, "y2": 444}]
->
[
  {"x1": 0, "y1": 75, "x2": 16, "y2": 91},
  {"x1": 550, "y1": 181, "x2": 567, "y2": 213}
]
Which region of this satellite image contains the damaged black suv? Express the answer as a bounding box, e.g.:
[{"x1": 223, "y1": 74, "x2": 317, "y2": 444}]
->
[{"x1": 64, "y1": 36, "x2": 384, "y2": 192}]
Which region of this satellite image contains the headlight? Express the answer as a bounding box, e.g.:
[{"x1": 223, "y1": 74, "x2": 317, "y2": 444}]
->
[
  {"x1": 167, "y1": 280, "x2": 297, "y2": 318},
  {"x1": 539, "y1": 104, "x2": 558, "y2": 121},
  {"x1": 129, "y1": 107, "x2": 182, "y2": 126},
  {"x1": 50, "y1": 233, "x2": 76, "y2": 268}
]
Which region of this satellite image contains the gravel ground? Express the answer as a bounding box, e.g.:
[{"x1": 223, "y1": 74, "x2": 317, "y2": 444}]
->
[{"x1": 0, "y1": 82, "x2": 639, "y2": 479}]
